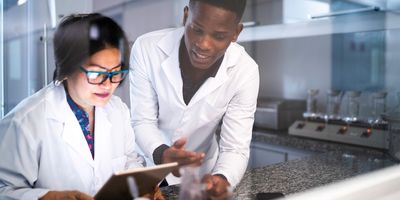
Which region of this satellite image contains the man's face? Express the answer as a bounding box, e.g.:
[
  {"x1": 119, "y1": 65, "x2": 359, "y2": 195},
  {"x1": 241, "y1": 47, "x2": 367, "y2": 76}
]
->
[{"x1": 183, "y1": 2, "x2": 243, "y2": 70}]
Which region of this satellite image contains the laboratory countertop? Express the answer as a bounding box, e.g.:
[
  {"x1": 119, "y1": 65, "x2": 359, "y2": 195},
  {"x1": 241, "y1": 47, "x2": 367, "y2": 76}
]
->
[{"x1": 160, "y1": 129, "x2": 399, "y2": 199}]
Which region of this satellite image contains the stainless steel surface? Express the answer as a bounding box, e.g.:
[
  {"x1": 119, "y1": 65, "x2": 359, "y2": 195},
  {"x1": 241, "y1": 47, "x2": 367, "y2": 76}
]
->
[
  {"x1": 289, "y1": 120, "x2": 389, "y2": 149},
  {"x1": 254, "y1": 97, "x2": 306, "y2": 130}
]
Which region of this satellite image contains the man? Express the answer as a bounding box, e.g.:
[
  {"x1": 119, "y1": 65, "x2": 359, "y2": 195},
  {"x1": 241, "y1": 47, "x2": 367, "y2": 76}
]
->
[{"x1": 130, "y1": 0, "x2": 259, "y2": 198}]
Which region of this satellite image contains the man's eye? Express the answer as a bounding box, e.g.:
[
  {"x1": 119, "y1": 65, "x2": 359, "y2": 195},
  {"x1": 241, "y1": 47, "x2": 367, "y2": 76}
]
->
[
  {"x1": 192, "y1": 26, "x2": 202, "y2": 33},
  {"x1": 214, "y1": 34, "x2": 225, "y2": 40}
]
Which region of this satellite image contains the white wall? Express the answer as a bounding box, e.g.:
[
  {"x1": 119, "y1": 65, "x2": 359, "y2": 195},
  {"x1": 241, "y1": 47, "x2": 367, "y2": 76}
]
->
[
  {"x1": 122, "y1": 0, "x2": 179, "y2": 42},
  {"x1": 106, "y1": 0, "x2": 184, "y2": 107},
  {"x1": 93, "y1": 0, "x2": 126, "y2": 12},
  {"x1": 251, "y1": 0, "x2": 283, "y2": 25},
  {"x1": 244, "y1": 34, "x2": 331, "y2": 112}
]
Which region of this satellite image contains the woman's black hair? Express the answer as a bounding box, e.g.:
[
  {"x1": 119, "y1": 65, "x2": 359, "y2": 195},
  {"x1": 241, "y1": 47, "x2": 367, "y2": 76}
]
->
[
  {"x1": 52, "y1": 13, "x2": 129, "y2": 83},
  {"x1": 189, "y1": 0, "x2": 247, "y2": 21}
]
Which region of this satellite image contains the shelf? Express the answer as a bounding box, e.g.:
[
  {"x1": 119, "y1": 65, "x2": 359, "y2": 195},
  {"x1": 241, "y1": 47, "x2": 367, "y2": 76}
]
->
[{"x1": 238, "y1": 11, "x2": 400, "y2": 42}]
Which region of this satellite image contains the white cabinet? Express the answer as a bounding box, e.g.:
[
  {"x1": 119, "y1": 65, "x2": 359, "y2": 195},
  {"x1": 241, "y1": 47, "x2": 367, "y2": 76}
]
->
[{"x1": 248, "y1": 141, "x2": 316, "y2": 169}]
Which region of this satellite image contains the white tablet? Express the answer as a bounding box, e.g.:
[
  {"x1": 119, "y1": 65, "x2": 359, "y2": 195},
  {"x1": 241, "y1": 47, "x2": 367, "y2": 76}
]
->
[{"x1": 94, "y1": 162, "x2": 178, "y2": 200}]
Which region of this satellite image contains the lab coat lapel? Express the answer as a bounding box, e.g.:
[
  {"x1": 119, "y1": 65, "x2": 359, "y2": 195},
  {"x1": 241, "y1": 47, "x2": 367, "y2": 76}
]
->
[
  {"x1": 93, "y1": 106, "x2": 112, "y2": 162},
  {"x1": 161, "y1": 47, "x2": 183, "y2": 103},
  {"x1": 158, "y1": 28, "x2": 185, "y2": 105},
  {"x1": 188, "y1": 62, "x2": 229, "y2": 106},
  {"x1": 62, "y1": 114, "x2": 95, "y2": 167},
  {"x1": 188, "y1": 43, "x2": 240, "y2": 106},
  {"x1": 46, "y1": 85, "x2": 94, "y2": 167}
]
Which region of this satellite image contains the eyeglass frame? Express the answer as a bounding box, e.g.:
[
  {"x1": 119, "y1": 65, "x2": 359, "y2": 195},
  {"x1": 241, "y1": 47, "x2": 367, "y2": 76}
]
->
[{"x1": 79, "y1": 66, "x2": 129, "y2": 85}]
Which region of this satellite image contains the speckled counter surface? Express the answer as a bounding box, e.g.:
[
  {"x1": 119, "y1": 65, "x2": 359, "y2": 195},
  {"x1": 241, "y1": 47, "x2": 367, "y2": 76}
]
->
[{"x1": 161, "y1": 130, "x2": 399, "y2": 199}]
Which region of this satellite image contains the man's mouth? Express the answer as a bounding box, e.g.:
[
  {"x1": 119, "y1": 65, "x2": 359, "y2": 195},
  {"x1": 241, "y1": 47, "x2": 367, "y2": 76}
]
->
[{"x1": 192, "y1": 50, "x2": 211, "y2": 63}]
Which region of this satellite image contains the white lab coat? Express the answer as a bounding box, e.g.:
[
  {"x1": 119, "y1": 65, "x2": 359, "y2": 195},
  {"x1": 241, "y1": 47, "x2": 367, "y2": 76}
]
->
[
  {"x1": 129, "y1": 28, "x2": 259, "y2": 187},
  {"x1": 0, "y1": 84, "x2": 143, "y2": 200}
]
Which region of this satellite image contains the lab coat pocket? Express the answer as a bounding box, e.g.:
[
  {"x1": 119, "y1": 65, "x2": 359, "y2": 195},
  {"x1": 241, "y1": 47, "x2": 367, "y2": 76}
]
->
[
  {"x1": 205, "y1": 92, "x2": 229, "y2": 109},
  {"x1": 200, "y1": 101, "x2": 227, "y2": 124},
  {"x1": 111, "y1": 155, "x2": 127, "y2": 173}
]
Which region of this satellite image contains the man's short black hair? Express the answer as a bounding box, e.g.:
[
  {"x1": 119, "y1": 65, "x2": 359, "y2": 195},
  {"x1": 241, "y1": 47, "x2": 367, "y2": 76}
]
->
[{"x1": 189, "y1": 0, "x2": 247, "y2": 21}]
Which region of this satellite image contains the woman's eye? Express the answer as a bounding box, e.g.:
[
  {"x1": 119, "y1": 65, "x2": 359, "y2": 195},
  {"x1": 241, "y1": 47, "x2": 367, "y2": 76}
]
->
[{"x1": 87, "y1": 72, "x2": 101, "y2": 79}]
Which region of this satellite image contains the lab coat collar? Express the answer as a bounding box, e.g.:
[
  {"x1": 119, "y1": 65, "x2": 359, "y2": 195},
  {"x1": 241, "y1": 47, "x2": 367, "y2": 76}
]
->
[
  {"x1": 157, "y1": 27, "x2": 241, "y2": 107},
  {"x1": 45, "y1": 84, "x2": 111, "y2": 167},
  {"x1": 158, "y1": 28, "x2": 185, "y2": 104}
]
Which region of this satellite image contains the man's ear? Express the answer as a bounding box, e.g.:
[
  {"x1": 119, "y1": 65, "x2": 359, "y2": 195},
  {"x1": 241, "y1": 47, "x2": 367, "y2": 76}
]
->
[
  {"x1": 183, "y1": 6, "x2": 189, "y2": 26},
  {"x1": 232, "y1": 23, "x2": 243, "y2": 42}
]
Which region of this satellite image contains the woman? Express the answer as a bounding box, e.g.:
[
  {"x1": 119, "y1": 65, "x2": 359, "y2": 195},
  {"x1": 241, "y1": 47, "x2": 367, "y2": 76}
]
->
[{"x1": 0, "y1": 14, "x2": 151, "y2": 199}]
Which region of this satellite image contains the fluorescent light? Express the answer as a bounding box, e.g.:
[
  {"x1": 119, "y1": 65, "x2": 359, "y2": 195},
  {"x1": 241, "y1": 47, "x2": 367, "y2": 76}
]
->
[
  {"x1": 310, "y1": 6, "x2": 380, "y2": 19},
  {"x1": 242, "y1": 21, "x2": 259, "y2": 28},
  {"x1": 18, "y1": 0, "x2": 28, "y2": 6}
]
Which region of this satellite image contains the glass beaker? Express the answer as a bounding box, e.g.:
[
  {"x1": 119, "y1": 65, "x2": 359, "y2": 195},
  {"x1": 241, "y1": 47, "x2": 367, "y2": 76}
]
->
[
  {"x1": 178, "y1": 166, "x2": 206, "y2": 200},
  {"x1": 306, "y1": 89, "x2": 319, "y2": 116},
  {"x1": 347, "y1": 91, "x2": 361, "y2": 121},
  {"x1": 371, "y1": 91, "x2": 387, "y2": 122},
  {"x1": 326, "y1": 89, "x2": 342, "y2": 119}
]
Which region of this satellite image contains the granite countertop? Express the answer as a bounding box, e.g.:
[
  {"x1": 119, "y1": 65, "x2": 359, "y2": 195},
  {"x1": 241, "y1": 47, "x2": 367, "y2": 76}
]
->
[{"x1": 161, "y1": 129, "x2": 399, "y2": 199}]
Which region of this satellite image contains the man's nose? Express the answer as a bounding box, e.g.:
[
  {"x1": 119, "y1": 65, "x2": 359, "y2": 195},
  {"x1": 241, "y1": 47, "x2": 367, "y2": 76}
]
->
[{"x1": 196, "y1": 35, "x2": 211, "y2": 51}]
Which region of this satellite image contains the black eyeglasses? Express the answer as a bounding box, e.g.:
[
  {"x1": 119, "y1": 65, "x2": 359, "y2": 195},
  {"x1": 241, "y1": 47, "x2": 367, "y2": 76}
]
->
[{"x1": 80, "y1": 66, "x2": 128, "y2": 85}]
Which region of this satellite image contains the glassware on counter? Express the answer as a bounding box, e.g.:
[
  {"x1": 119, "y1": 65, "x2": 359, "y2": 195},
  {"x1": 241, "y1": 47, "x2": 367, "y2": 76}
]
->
[
  {"x1": 346, "y1": 91, "x2": 361, "y2": 122},
  {"x1": 326, "y1": 89, "x2": 343, "y2": 120},
  {"x1": 371, "y1": 91, "x2": 387, "y2": 124},
  {"x1": 305, "y1": 89, "x2": 319, "y2": 118}
]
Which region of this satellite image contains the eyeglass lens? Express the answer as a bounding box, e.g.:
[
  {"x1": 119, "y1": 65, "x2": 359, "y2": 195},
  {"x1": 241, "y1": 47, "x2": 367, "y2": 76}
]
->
[{"x1": 86, "y1": 71, "x2": 127, "y2": 84}]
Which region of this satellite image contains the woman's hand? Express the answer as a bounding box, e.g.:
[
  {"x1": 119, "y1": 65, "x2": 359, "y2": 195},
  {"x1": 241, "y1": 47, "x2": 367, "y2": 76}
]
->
[{"x1": 40, "y1": 190, "x2": 93, "y2": 200}]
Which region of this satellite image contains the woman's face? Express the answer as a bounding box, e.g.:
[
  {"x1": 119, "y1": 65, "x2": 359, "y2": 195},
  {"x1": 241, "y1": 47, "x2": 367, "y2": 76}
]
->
[{"x1": 66, "y1": 48, "x2": 121, "y2": 112}]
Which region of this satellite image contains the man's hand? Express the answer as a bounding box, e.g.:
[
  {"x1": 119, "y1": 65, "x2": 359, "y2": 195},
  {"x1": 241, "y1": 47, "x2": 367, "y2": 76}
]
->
[
  {"x1": 40, "y1": 191, "x2": 93, "y2": 200},
  {"x1": 202, "y1": 174, "x2": 232, "y2": 200},
  {"x1": 162, "y1": 138, "x2": 204, "y2": 176}
]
